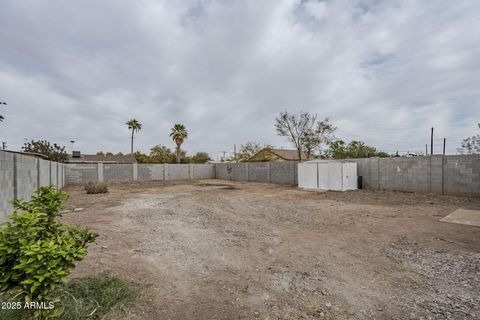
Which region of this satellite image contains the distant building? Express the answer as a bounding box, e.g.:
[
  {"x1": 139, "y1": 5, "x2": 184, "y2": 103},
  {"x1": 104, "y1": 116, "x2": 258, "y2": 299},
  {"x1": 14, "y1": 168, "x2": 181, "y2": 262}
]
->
[
  {"x1": 66, "y1": 151, "x2": 137, "y2": 164},
  {"x1": 248, "y1": 148, "x2": 313, "y2": 162},
  {"x1": 1, "y1": 150, "x2": 49, "y2": 160}
]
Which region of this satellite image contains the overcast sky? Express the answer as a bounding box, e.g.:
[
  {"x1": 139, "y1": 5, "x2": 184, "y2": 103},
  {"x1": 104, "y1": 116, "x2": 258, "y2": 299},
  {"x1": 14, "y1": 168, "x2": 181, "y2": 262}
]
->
[{"x1": 0, "y1": 0, "x2": 479, "y2": 159}]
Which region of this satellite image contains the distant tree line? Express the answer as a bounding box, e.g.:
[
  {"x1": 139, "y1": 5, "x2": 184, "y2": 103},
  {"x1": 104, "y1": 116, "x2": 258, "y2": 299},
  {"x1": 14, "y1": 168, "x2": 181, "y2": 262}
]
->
[
  {"x1": 97, "y1": 146, "x2": 211, "y2": 164},
  {"x1": 14, "y1": 112, "x2": 479, "y2": 164},
  {"x1": 325, "y1": 140, "x2": 389, "y2": 159},
  {"x1": 274, "y1": 111, "x2": 388, "y2": 160}
]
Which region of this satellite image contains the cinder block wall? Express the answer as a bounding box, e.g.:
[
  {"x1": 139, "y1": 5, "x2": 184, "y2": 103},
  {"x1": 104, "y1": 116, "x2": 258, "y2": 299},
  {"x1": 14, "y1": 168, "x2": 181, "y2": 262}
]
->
[
  {"x1": 64, "y1": 163, "x2": 217, "y2": 184},
  {"x1": 192, "y1": 164, "x2": 216, "y2": 179},
  {"x1": 65, "y1": 163, "x2": 98, "y2": 185},
  {"x1": 138, "y1": 164, "x2": 164, "y2": 181},
  {"x1": 214, "y1": 161, "x2": 298, "y2": 185},
  {"x1": 104, "y1": 164, "x2": 133, "y2": 182},
  {"x1": 0, "y1": 151, "x2": 15, "y2": 219},
  {"x1": 0, "y1": 151, "x2": 66, "y2": 222},
  {"x1": 60, "y1": 155, "x2": 480, "y2": 197},
  {"x1": 15, "y1": 153, "x2": 39, "y2": 201},
  {"x1": 352, "y1": 155, "x2": 480, "y2": 197}
]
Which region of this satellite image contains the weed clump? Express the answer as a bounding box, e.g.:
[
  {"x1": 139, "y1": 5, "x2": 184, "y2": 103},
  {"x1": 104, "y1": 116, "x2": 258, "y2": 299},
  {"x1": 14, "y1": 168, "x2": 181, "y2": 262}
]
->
[{"x1": 84, "y1": 182, "x2": 108, "y2": 194}]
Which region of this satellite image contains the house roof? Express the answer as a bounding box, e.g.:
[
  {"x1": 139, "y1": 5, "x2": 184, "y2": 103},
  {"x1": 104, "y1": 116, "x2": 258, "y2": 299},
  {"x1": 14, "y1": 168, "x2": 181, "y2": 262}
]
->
[
  {"x1": 1, "y1": 150, "x2": 49, "y2": 160},
  {"x1": 66, "y1": 154, "x2": 137, "y2": 164},
  {"x1": 250, "y1": 148, "x2": 312, "y2": 161}
]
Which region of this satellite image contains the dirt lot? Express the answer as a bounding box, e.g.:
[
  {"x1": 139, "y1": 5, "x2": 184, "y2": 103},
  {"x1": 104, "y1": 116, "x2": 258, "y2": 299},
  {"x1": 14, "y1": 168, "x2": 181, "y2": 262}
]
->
[{"x1": 61, "y1": 180, "x2": 480, "y2": 320}]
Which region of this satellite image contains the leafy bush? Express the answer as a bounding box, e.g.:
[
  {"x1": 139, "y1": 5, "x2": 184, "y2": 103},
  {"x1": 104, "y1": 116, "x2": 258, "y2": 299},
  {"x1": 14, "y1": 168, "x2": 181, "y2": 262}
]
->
[
  {"x1": 84, "y1": 182, "x2": 108, "y2": 194},
  {"x1": 0, "y1": 186, "x2": 97, "y2": 319}
]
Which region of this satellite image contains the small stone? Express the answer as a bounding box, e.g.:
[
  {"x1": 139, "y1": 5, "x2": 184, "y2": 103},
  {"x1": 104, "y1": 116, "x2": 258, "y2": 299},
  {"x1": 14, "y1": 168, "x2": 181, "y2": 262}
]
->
[
  {"x1": 73, "y1": 207, "x2": 84, "y2": 212},
  {"x1": 319, "y1": 312, "x2": 325, "y2": 318},
  {"x1": 325, "y1": 303, "x2": 332, "y2": 309}
]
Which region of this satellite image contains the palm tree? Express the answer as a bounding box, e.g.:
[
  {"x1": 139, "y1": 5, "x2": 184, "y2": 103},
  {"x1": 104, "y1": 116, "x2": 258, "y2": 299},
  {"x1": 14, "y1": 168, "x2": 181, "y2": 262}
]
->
[
  {"x1": 169, "y1": 123, "x2": 188, "y2": 163},
  {"x1": 126, "y1": 119, "x2": 142, "y2": 155},
  {"x1": 0, "y1": 101, "x2": 7, "y2": 123}
]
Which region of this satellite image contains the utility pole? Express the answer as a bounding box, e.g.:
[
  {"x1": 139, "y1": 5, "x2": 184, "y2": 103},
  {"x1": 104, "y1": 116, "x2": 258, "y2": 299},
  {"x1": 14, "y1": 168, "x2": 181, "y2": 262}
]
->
[
  {"x1": 443, "y1": 138, "x2": 446, "y2": 156},
  {"x1": 430, "y1": 127, "x2": 434, "y2": 155},
  {"x1": 1, "y1": 142, "x2": 6, "y2": 150},
  {"x1": 425, "y1": 144, "x2": 428, "y2": 156},
  {"x1": 234, "y1": 144, "x2": 237, "y2": 163}
]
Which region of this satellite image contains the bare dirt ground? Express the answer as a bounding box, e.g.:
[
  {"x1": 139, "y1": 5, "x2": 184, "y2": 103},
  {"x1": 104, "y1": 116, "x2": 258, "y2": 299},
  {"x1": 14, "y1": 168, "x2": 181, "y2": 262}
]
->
[{"x1": 61, "y1": 180, "x2": 480, "y2": 320}]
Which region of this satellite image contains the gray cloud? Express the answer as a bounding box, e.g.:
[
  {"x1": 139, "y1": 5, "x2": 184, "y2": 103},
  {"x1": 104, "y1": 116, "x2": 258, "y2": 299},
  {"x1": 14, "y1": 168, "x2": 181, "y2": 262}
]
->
[{"x1": 0, "y1": 0, "x2": 479, "y2": 158}]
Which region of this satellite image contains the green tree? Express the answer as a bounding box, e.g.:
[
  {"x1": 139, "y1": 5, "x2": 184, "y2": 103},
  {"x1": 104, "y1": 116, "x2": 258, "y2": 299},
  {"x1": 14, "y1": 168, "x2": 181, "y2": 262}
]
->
[
  {"x1": 191, "y1": 152, "x2": 211, "y2": 164},
  {"x1": 150, "y1": 145, "x2": 175, "y2": 163},
  {"x1": 326, "y1": 139, "x2": 388, "y2": 159},
  {"x1": 169, "y1": 124, "x2": 188, "y2": 163},
  {"x1": 22, "y1": 140, "x2": 68, "y2": 162},
  {"x1": 96, "y1": 151, "x2": 105, "y2": 156},
  {"x1": 132, "y1": 151, "x2": 151, "y2": 164},
  {"x1": 126, "y1": 119, "x2": 142, "y2": 155},
  {"x1": 457, "y1": 135, "x2": 480, "y2": 154},
  {"x1": 346, "y1": 140, "x2": 378, "y2": 158},
  {"x1": 327, "y1": 139, "x2": 347, "y2": 159},
  {"x1": 237, "y1": 141, "x2": 273, "y2": 162}
]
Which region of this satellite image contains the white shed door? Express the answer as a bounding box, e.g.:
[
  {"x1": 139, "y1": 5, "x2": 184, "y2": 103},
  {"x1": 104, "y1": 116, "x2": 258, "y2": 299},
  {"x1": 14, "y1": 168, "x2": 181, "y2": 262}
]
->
[
  {"x1": 328, "y1": 162, "x2": 343, "y2": 190},
  {"x1": 298, "y1": 163, "x2": 318, "y2": 189},
  {"x1": 342, "y1": 163, "x2": 358, "y2": 191},
  {"x1": 317, "y1": 163, "x2": 330, "y2": 189}
]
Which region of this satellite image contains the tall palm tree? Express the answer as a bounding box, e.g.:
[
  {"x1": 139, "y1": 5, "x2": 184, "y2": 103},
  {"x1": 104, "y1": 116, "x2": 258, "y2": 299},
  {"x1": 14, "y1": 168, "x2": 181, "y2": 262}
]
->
[
  {"x1": 169, "y1": 123, "x2": 188, "y2": 163},
  {"x1": 126, "y1": 119, "x2": 142, "y2": 155},
  {"x1": 0, "y1": 101, "x2": 7, "y2": 123}
]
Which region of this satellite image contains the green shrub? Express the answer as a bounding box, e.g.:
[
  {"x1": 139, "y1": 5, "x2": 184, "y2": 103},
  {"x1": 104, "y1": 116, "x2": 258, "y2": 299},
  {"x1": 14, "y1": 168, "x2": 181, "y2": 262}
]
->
[
  {"x1": 0, "y1": 186, "x2": 97, "y2": 319},
  {"x1": 84, "y1": 182, "x2": 108, "y2": 194}
]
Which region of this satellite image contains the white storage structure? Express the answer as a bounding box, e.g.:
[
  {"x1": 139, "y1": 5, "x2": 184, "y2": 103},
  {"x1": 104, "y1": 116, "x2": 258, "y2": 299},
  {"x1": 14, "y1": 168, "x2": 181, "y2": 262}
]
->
[{"x1": 298, "y1": 160, "x2": 358, "y2": 191}]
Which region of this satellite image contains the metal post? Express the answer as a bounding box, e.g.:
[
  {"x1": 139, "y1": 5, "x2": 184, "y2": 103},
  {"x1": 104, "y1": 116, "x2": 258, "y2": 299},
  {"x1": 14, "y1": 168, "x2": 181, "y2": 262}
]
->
[{"x1": 430, "y1": 127, "x2": 434, "y2": 155}]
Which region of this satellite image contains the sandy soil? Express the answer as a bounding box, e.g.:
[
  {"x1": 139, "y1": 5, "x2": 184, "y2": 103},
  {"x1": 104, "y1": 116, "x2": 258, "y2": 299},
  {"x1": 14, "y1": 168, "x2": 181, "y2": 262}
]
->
[{"x1": 61, "y1": 180, "x2": 480, "y2": 320}]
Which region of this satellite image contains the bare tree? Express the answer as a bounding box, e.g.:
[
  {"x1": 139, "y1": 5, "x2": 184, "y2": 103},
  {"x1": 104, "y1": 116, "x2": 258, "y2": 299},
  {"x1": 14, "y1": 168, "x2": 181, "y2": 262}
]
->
[
  {"x1": 457, "y1": 135, "x2": 480, "y2": 154},
  {"x1": 275, "y1": 112, "x2": 337, "y2": 160},
  {"x1": 302, "y1": 118, "x2": 337, "y2": 159},
  {"x1": 275, "y1": 111, "x2": 321, "y2": 161},
  {"x1": 237, "y1": 141, "x2": 273, "y2": 162}
]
